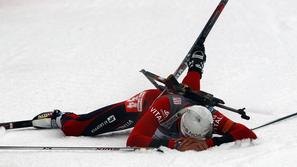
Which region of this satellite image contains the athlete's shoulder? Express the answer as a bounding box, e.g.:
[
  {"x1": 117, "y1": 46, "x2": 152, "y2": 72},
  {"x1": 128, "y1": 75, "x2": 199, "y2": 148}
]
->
[
  {"x1": 147, "y1": 96, "x2": 171, "y2": 124},
  {"x1": 143, "y1": 89, "x2": 162, "y2": 94}
]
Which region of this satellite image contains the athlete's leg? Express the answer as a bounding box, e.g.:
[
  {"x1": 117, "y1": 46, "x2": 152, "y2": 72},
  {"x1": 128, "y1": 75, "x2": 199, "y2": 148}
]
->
[{"x1": 60, "y1": 101, "x2": 139, "y2": 136}]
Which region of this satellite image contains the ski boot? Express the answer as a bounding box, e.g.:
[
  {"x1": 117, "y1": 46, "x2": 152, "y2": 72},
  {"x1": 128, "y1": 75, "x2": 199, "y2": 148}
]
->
[
  {"x1": 186, "y1": 44, "x2": 206, "y2": 74},
  {"x1": 32, "y1": 109, "x2": 63, "y2": 129}
]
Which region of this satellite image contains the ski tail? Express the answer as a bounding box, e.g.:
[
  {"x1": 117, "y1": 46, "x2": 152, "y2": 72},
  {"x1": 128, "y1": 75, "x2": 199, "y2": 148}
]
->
[{"x1": 0, "y1": 120, "x2": 32, "y2": 129}]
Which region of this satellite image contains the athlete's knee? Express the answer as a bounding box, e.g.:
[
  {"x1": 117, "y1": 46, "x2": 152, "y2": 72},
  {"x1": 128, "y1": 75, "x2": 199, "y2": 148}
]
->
[
  {"x1": 60, "y1": 113, "x2": 84, "y2": 136},
  {"x1": 61, "y1": 121, "x2": 83, "y2": 136}
]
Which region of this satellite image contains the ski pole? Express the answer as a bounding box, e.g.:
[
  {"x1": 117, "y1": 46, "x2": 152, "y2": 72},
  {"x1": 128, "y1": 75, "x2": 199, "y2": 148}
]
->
[
  {"x1": 0, "y1": 145, "x2": 164, "y2": 152},
  {"x1": 252, "y1": 112, "x2": 297, "y2": 130}
]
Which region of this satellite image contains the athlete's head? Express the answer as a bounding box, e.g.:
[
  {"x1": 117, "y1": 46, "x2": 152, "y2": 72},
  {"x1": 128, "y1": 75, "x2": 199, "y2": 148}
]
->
[{"x1": 179, "y1": 105, "x2": 213, "y2": 139}]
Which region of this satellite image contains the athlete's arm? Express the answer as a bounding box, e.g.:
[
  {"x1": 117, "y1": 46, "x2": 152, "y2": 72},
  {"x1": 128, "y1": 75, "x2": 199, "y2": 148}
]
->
[
  {"x1": 206, "y1": 111, "x2": 257, "y2": 147},
  {"x1": 126, "y1": 97, "x2": 176, "y2": 149}
]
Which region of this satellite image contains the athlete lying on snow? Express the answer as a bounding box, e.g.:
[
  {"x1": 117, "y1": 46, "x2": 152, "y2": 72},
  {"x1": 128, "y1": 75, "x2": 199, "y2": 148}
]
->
[{"x1": 32, "y1": 44, "x2": 257, "y2": 151}]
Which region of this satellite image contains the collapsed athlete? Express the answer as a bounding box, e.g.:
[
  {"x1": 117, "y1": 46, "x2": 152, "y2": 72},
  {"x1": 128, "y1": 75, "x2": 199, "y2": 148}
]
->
[{"x1": 32, "y1": 44, "x2": 257, "y2": 151}]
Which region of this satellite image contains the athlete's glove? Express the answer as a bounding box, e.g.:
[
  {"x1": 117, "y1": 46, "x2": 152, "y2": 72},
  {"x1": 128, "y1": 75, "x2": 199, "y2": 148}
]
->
[
  {"x1": 186, "y1": 44, "x2": 206, "y2": 74},
  {"x1": 175, "y1": 137, "x2": 209, "y2": 152}
]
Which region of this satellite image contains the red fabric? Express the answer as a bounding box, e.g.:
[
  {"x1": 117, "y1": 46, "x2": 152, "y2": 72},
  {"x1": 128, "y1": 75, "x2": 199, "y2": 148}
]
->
[
  {"x1": 228, "y1": 123, "x2": 257, "y2": 140},
  {"x1": 126, "y1": 97, "x2": 171, "y2": 147},
  {"x1": 212, "y1": 111, "x2": 257, "y2": 140},
  {"x1": 182, "y1": 71, "x2": 201, "y2": 91},
  {"x1": 212, "y1": 111, "x2": 233, "y2": 135},
  {"x1": 127, "y1": 70, "x2": 257, "y2": 149},
  {"x1": 127, "y1": 71, "x2": 201, "y2": 147},
  {"x1": 167, "y1": 139, "x2": 176, "y2": 149},
  {"x1": 61, "y1": 113, "x2": 96, "y2": 136},
  {"x1": 206, "y1": 138, "x2": 215, "y2": 147},
  {"x1": 206, "y1": 111, "x2": 257, "y2": 148},
  {"x1": 125, "y1": 89, "x2": 161, "y2": 113}
]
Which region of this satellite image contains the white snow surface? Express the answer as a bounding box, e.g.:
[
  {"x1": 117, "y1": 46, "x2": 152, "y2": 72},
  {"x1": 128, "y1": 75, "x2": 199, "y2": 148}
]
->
[{"x1": 1, "y1": 0, "x2": 297, "y2": 166}]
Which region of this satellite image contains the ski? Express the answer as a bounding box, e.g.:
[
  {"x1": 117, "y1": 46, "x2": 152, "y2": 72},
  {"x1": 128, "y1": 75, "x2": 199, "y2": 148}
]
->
[
  {"x1": 1, "y1": 111, "x2": 58, "y2": 130},
  {"x1": 0, "y1": 120, "x2": 32, "y2": 129},
  {"x1": 0, "y1": 145, "x2": 164, "y2": 152},
  {"x1": 174, "y1": 0, "x2": 229, "y2": 79}
]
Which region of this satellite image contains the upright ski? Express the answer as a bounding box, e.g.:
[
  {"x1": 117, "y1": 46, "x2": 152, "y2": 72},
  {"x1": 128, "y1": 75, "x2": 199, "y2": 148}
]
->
[
  {"x1": 174, "y1": 0, "x2": 229, "y2": 79},
  {"x1": 252, "y1": 112, "x2": 297, "y2": 130}
]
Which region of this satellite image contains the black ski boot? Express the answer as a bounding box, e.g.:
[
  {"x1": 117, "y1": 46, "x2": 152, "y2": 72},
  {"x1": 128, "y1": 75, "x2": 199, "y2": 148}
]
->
[{"x1": 186, "y1": 44, "x2": 206, "y2": 74}]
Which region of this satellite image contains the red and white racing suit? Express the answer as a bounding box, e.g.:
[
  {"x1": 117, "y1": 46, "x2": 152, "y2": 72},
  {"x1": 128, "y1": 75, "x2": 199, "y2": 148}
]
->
[
  {"x1": 126, "y1": 71, "x2": 257, "y2": 149},
  {"x1": 58, "y1": 70, "x2": 256, "y2": 149}
]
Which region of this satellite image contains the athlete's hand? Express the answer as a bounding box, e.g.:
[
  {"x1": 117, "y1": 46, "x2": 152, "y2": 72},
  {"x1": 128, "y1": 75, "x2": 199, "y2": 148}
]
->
[{"x1": 175, "y1": 137, "x2": 209, "y2": 152}]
